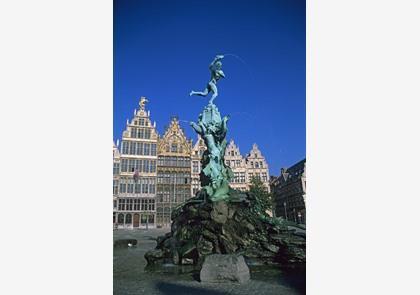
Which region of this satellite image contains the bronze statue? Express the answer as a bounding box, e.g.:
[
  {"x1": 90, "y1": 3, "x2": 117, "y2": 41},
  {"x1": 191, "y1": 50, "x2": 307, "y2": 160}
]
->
[{"x1": 190, "y1": 55, "x2": 225, "y2": 104}]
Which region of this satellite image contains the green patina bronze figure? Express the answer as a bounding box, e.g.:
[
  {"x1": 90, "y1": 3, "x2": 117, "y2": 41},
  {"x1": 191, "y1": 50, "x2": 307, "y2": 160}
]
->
[
  {"x1": 189, "y1": 55, "x2": 232, "y2": 201},
  {"x1": 190, "y1": 105, "x2": 232, "y2": 201},
  {"x1": 145, "y1": 55, "x2": 306, "y2": 267},
  {"x1": 190, "y1": 55, "x2": 225, "y2": 104}
]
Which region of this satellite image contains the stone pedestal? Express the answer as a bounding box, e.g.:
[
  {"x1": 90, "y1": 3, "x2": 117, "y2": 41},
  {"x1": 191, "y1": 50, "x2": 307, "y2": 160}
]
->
[{"x1": 200, "y1": 254, "x2": 250, "y2": 283}]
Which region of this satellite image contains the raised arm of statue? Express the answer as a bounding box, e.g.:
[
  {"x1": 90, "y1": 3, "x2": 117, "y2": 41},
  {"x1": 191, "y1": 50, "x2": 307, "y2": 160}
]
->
[
  {"x1": 190, "y1": 122, "x2": 203, "y2": 135},
  {"x1": 221, "y1": 115, "x2": 229, "y2": 130},
  {"x1": 209, "y1": 55, "x2": 224, "y2": 70}
]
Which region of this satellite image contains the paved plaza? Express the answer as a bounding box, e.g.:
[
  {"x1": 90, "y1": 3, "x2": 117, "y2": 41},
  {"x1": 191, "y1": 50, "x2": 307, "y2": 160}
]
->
[{"x1": 114, "y1": 229, "x2": 305, "y2": 295}]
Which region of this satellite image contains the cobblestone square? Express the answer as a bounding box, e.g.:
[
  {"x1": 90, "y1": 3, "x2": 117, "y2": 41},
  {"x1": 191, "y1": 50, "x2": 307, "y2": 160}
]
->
[{"x1": 114, "y1": 229, "x2": 305, "y2": 295}]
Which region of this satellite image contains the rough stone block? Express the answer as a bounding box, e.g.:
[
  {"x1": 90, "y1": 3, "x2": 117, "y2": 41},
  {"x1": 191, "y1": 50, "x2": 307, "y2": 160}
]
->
[{"x1": 200, "y1": 254, "x2": 250, "y2": 283}]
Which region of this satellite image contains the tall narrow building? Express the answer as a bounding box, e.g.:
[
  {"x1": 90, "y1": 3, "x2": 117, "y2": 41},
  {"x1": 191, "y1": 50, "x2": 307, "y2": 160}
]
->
[
  {"x1": 156, "y1": 117, "x2": 192, "y2": 228},
  {"x1": 245, "y1": 143, "x2": 271, "y2": 192},
  {"x1": 224, "y1": 139, "x2": 248, "y2": 191},
  {"x1": 115, "y1": 97, "x2": 159, "y2": 229},
  {"x1": 191, "y1": 135, "x2": 206, "y2": 196},
  {"x1": 113, "y1": 141, "x2": 120, "y2": 225}
]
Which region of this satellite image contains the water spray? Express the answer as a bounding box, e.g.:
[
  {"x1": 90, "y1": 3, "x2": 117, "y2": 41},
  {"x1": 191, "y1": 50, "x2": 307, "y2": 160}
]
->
[{"x1": 223, "y1": 53, "x2": 254, "y2": 79}]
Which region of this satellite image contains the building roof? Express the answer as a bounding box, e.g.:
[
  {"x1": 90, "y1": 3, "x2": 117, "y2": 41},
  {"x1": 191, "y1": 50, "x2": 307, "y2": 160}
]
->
[{"x1": 275, "y1": 158, "x2": 306, "y2": 185}]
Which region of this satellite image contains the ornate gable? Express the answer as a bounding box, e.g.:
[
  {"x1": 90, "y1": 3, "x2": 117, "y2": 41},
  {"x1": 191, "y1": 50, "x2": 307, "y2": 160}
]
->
[{"x1": 158, "y1": 117, "x2": 192, "y2": 156}]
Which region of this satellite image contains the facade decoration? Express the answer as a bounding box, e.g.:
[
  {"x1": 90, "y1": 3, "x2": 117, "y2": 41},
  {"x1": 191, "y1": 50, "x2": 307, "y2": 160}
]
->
[
  {"x1": 245, "y1": 143, "x2": 270, "y2": 192},
  {"x1": 191, "y1": 135, "x2": 206, "y2": 196},
  {"x1": 156, "y1": 117, "x2": 192, "y2": 227},
  {"x1": 224, "y1": 140, "x2": 248, "y2": 191},
  {"x1": 115, "y1": 97, "x2": 159, "y2": 229}
]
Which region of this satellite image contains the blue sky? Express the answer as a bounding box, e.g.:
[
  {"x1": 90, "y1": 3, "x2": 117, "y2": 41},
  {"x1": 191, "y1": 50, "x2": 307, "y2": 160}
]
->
[{"x1": 114, "y1": 0, "x2": 305, "y2": 176}]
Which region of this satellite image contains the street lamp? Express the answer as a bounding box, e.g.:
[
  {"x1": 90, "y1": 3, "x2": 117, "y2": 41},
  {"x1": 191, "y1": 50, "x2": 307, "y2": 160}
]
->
[
  {"x1": 283, "y1": 201, "x2": 287, "y2": 221},
  {"x1": 298, "y1": 212, "x2": 302, "y2": 224}
]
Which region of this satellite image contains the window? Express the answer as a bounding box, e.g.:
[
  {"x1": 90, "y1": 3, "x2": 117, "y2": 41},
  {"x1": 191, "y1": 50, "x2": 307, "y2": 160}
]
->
[
  {"x1": 130, "y1": 128, "x2": 136, "y2": 138},
  {"x1": 226, "y1": 160, "x2": 230, "y2": 167},
  {"x1": 240, "y1": 172, "x2": 245, "y2": 183},
  {"x1": 118, "y1": 214, "x2": 124, "y2": 224},
  {"x1": 141, "y1": 214, "x2": 147, "y2": 224},
  {"x1": 113, "y1": 180, "x2": 119, "y2": 195},
  {"x1": 121, "y1": 159, "x2": 127, "y2": 172},
  {"x1": 234, "y1": 172, "x2": 239, "y2": 183},
  {"x1": 151, "y1": 144, "x2": 157, "y2": 156},
  {"x1": 139, "y1": 118, "x2": 145, "y2": 126},
  {"x1": 127, "y1": 183, "x2": 134, "y2": 193},
  {"x1": 118, "y1": 199, "x2": 125, "y2": 210},
  {"x1": 193, "y1": 161, "x2": 199, "y2": 173},
  {"x1": 236, "y1": 160, "x2": 240, "y2": 166},
  {"x1": 134, "y1": 199, "x2": 140, "y2": 210},
  {"x1": 136, "y1": 142, "x2": 143, "y2": 155},
  {"x1": 135, "y1": 183, "x2": 141, "y2": 194},
  {"x1": 144, "y1": 129, "x2": 151, "y2": 139},
  {"x1": 144, "y1": 143, "x2": 150, "y2": 155},
  {"x1": 125, "y1": 214, "x2": 132, "y2": 224},
  {"x1": 122, "y1": 141, "x2": 129, "y2": 154},
  {"x1": 128, "y1": 159, "x2": 135, "y2": 172},
  {"x1": 171, "y1": 143, "x2": 178, "y2": 153},
  {"x1": 129, "y1": 142, "x2": 135, "y2": 155},
  {"x1": 113, "y1": 163, "x2": 120, "y2": 175}
]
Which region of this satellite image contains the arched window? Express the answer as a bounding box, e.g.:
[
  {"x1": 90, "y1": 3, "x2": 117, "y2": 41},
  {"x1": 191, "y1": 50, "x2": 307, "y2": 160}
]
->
[
  {"x1": 117, "y1": 214, "x2": 124, "y2": 224},
  {"x1": 125, "y1": 214, "x2": 132, "y2": 224}
]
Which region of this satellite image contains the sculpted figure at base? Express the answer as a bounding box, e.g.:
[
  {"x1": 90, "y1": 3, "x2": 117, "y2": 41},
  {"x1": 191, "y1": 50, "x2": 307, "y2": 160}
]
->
[{"x1": 190, "y1": 103, "x2": 232, "y2": 201}]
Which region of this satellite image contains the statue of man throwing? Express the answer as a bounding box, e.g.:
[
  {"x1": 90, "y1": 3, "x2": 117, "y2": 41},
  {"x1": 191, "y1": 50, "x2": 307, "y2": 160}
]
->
[{"x1": 190, "y1": 55, "x2": 225, "y2": 104}]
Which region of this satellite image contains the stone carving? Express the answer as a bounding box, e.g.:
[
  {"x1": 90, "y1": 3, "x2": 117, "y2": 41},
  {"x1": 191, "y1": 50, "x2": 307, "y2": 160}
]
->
[
  {"x1": 200, "y1": 254, "x2": 250, "y2": 283},
  {"x1": 144, "y1": 190, "x2": 306, "y2": 266},
  {"x1": 139, "y1": 96, "x2": 148, "y2": 110}
]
